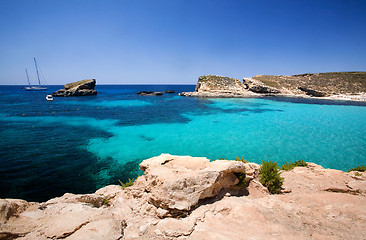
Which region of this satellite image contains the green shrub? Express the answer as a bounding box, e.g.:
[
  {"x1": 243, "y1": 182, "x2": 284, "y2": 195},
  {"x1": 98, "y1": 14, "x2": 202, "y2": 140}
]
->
[
  {"x1": 119, "y1": 178, "x2": 135, "y2": 190},
  {"x1": 235, "y1": 156, "x2": 249, "y2": 163},
  {"x1": 348, "y1": 165, "x2": 366, "y2": 172},
  {"x1": 219, "y1": 157, "x2": 228, "y2": 160},
  {"x1": 260, "y1": 160, "x2": 283, "y2": 194},
  {"x1": 280, "y1": 160, "x2": 308, "y2": 171},
  {"x1": 102, "y1": 196, "x2": 110, "y2": 206},
  {"x1": 234, "y1": 172, "x2": 246, "y2": 187},
  {"x1": 355, "y1": 172, "x2": 362, "y2": 176}
]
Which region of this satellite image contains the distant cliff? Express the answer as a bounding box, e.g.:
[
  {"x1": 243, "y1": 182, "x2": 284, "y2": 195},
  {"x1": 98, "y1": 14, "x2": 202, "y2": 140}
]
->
[
  {"x1": 53, "y1": 79, "x2": 97, "y2": 97},
  {"x1": 250, "y1": 72, "x2": 366, "y2": 97},
  {"x1": 180, "y1": 75, "x2": 257, "y2": 98},
  {"x1": 180, "y1": 72, "x2": 366, "y2": 101}
]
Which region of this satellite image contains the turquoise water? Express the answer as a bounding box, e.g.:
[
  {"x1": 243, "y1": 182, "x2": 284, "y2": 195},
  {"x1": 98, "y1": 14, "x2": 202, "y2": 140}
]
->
[{"x1": 1, "y1": 85, "x2": 365, "y2": 201}]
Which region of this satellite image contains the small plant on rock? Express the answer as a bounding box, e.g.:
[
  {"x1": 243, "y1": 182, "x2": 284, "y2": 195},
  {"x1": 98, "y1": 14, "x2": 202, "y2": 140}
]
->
[
  {"x1": 234, "y1": 172, "x2": 247, "y2": 187},
  {"x1": 102, "y1": 196, "x2": 110, "y2": 206},
  {"x1": 348, "y1": 165, "x2": 366, "y2": 172},
  {"x1": 260, "y1": 160, "x2": 283, "y2": 194},
  {"x1": 235, "y1": 156, "x2": 248, "y2": 163},
  {"x1": 119, "y1": 178, "x2": 135, "y2": 190},
  {"x1": 280, "y1": 160, "x2": 308, "y2": 171}
]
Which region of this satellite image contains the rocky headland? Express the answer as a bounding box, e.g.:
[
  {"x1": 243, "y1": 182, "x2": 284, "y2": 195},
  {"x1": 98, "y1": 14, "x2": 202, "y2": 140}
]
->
[
  {"x1": 52, "y1": 79, "x2": 97, "y2": 97},
  {"x1": 1, "y1": 154, "x2": 366, "y2": 239},
  {"x1": 180, "y1": 72, "x2": 366, "y2": 101}
]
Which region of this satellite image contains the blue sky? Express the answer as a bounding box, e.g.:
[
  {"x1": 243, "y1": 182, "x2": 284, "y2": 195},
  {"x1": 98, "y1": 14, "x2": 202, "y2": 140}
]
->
[{"x1": 0, "y1": 0, "x2": 365, "y2": 85}]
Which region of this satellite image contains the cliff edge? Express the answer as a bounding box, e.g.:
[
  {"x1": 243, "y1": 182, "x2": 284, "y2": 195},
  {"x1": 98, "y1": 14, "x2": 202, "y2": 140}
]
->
[
  {"x1": 180, "y1": 75, "x2": 258, "y2": 98},
  {"x1": 180, "y1": 72, "x2": 366, "y2": 101},
  {"x1": 1, "y1": 154, "x2": 366, "y2": 239}
]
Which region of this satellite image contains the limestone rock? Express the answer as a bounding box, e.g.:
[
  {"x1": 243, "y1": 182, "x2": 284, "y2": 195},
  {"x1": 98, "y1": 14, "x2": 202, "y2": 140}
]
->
[
  {"x1": 53, "y1": 79, "x2": 97, "y2": 97},
  {"x1": 180, "y1": 75, "x2": 258, "y2": 98},
  {"x1": 1, "y1": 155, "x2": 366, "y2": 239},
  {"x1": 243, "y1": 77, "x2": 282, "y2": 94},
  {"x1": 129, "y1": 154, "x2": 253, "y2": 216},
  {"x1": 0, "y1": 199, "x2": 36, "y2": 223}
]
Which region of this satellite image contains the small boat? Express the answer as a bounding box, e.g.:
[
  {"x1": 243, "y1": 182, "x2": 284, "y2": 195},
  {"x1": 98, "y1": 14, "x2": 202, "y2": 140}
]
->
[
  {"x1": 46, "y1": 95, "x2": 53, "y2": 101},
  {"x1": 24, "y1": 58, "x2": 48, "y2": 91}
]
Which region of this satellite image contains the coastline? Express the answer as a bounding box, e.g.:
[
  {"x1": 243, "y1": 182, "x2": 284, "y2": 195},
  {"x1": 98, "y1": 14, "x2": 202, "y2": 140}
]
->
[
  {"x1": 179, "y1": 91, "x2": 366, "y2": 102},
  {"x1": 179, "y1": 73, "x2": 366, "y2": 102}
]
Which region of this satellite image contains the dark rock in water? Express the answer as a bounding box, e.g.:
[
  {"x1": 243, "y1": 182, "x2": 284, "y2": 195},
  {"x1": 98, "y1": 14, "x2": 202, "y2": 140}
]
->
[
  {"x1": 137, "y1": 91, "x2": 164, "y2": 96},
  {"x1": 53, "y1": 79, "x2": 97, "y2": 97},
  {"x1": 298, "y1": 87, "x2": 326, "y2": 97},
  {"x1": 164, "y1": 90, "x2": 175, "y2": 93}
]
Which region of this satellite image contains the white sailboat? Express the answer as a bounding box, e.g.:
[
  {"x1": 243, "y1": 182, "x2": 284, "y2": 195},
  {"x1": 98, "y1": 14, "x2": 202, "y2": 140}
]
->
[{"x1": 24, "y1": 58, "x2": 48, "y2": 91}]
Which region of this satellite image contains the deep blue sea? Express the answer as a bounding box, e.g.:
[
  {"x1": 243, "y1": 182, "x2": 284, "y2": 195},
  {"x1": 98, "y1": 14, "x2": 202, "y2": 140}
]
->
[{"x1": 1, "y1": 85, "x2": 366, "y2": 202}]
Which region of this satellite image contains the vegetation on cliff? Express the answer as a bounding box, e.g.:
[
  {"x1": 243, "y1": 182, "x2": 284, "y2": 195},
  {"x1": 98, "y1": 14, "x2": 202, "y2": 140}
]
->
[
  {"x1": 281, "y1": 160, "x2": 308, "y2": 171},
  {"x1": 259, "y1": 160, "x2": 284, "y2": 194},
  {"x1": 252, "y1": 72, "x2": 366, "y2": 95},
  {"x1": 348, "y1": 165, "x2": 366, "y2": 172}
]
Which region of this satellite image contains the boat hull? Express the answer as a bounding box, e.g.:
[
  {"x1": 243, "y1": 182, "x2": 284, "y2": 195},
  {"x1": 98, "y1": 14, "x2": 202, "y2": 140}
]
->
[{"x1": 25, "y1": 87, "x2": 48, "y2": 91}]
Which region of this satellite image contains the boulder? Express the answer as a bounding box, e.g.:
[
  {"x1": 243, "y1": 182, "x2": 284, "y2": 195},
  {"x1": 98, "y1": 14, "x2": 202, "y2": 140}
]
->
[
  {"x1": 53, "y1": 79, "x2": 97, "y2": 97},
  {"x1": 125, "y1": 154, "x2": 255, "y2": 217}
]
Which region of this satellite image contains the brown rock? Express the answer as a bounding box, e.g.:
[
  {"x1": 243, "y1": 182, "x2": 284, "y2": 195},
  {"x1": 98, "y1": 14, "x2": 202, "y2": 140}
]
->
[{"x1": 53, "y1": 79, "x2": 97, "y2": 97}]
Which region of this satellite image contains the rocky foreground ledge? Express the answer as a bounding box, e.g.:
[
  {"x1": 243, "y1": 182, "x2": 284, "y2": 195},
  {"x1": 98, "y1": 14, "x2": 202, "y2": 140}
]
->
[{"x1": 1, "y1": 154, "x2": 366, "y2": 239}]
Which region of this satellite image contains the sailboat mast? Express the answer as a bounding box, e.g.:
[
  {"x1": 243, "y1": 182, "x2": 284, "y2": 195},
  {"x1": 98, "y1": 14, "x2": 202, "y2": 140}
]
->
[
  {"x1": 34, "y1": 57, "x2": 41, "y2": 87},
  {"x1": 25, "y1": 68, "x2": 31, "y2": 87}
]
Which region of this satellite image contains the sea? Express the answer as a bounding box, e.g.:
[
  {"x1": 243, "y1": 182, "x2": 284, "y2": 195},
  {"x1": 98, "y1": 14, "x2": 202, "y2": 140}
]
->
[{"x1": 1, "y1": 85, "x2": 366, "y2": 202}]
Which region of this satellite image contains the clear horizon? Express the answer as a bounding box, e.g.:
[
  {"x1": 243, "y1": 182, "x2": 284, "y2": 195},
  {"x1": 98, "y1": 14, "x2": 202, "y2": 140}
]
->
[{"x1": 1, "y1": 0, "x2": 365, "y2": 85}]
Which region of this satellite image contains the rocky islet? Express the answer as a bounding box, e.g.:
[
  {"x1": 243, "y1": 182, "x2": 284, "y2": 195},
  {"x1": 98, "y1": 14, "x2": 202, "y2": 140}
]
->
[{"x1": 52, "y1": 79, "x2": 97, "y2": 97}]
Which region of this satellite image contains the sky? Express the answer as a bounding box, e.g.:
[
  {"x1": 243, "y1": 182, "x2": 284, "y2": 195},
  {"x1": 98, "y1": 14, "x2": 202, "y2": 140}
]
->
[{"x1": 0, "y1": 0, "x2": 365, "y2": 85}]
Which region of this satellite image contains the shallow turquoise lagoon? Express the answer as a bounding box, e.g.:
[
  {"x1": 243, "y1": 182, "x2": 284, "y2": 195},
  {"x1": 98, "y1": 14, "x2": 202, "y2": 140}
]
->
[{"x1": 0, "y1": 85, "x2": 365, "y2": 201}]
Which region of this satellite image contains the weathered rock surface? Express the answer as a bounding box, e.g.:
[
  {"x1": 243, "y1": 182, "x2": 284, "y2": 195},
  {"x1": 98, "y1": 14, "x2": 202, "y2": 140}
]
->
[
  {"x1": 298, "y1": 86, "x2": 326, "y2": 97},
  {"x1": 251, "y1": 72, "x2": 366, "y2": 98},
  {"x1": 52, "y1": 79, "x2": 97, "y2": 97},
  {"x1": 181, "y1": 72, "x2": 366, "y2": 101},
  {"x1": 1, "y1": 154, "x2": 366, "y2": 239},
  {"x1": 243, "y1": 77, "x2": 282, "y2": 94},
  {"x1": 180, "y1": 75, "x2": 258, "y2": 98}
]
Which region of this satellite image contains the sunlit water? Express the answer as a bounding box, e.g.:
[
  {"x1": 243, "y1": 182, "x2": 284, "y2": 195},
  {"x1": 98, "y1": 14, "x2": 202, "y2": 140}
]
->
[{"x1": 1, "y1": 85, "x2": 365, "y2": 201}]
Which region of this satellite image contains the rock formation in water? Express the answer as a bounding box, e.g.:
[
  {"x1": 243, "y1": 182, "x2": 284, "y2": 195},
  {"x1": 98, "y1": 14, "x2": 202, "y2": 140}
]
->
[
  {"x1": 180, "y1": 72, "x2": 366, "y2": 101},
  {"x1": 180, "y1": 75, "x2": 258, "y2": 98},
  {"x1": 137, "y1": 91, "x2": 164, "y2": 96},
  {"x1": 52, "y1": 79, "x2": 97, "y2": 97},
  {"x1": 137, "y1": 90, "x2": 175, "y2": 96},
  {"x1": 1, "y1": 154, "x2": 366, "y2": 239}
]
